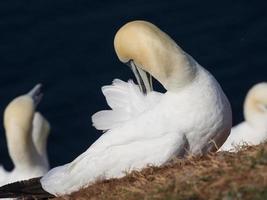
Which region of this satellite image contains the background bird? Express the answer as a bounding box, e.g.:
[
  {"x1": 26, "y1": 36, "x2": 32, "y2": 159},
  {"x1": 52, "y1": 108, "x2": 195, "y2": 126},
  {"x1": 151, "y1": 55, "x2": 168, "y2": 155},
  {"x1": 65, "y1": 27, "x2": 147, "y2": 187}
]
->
[
  {"x1": 0, "y1": 84, "x2": 50, "y2": 186},
  {"x1": 220, "y1": 82, "x2": 267, "y2": 151}
]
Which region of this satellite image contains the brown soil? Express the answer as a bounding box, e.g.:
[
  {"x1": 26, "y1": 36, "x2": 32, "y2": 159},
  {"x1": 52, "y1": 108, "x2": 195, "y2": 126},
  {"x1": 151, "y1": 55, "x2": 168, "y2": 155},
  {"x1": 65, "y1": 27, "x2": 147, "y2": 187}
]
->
[{"x1": 56, "y1": 144, "x2": 267, "y2": 200}]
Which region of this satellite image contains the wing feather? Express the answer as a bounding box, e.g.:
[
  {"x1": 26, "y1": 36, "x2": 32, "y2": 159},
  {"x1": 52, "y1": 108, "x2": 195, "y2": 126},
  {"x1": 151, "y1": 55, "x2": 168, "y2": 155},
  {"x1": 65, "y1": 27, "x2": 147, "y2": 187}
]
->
[{"x1": 92, "y1": 79, "x2": 161, "y2": 131}]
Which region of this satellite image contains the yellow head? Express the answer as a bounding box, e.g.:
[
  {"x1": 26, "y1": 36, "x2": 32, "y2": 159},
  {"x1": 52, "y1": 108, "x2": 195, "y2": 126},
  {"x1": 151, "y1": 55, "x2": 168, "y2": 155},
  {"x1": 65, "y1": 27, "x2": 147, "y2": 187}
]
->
[
  {"x1": 4, "y1": 96, "x2": 35, "y2": 139},
  {"x1": 114, "y1": 20, "x2": 197, "y2": 91}
]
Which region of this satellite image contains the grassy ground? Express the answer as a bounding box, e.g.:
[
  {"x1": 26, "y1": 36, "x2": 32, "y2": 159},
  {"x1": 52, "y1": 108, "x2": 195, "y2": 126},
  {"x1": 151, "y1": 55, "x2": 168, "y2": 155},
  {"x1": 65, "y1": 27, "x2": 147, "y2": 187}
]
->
[{"x1": 57, "y1": 144, "x2": 267, "y2": 200}]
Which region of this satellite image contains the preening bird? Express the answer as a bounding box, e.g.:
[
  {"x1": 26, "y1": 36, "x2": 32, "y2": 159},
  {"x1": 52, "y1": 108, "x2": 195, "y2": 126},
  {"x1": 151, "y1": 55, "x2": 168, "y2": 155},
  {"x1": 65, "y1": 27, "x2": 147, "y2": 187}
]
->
[{"x1": 0, "y1": 20, "x2": 232, "y2": 198}]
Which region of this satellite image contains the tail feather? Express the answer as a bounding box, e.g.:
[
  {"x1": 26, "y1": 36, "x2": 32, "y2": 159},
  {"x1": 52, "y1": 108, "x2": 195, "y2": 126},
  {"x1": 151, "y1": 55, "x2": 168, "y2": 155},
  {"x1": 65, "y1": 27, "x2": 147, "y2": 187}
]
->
[{"x1": 0, "y1": 177, "x2": 54, "y2": 199}]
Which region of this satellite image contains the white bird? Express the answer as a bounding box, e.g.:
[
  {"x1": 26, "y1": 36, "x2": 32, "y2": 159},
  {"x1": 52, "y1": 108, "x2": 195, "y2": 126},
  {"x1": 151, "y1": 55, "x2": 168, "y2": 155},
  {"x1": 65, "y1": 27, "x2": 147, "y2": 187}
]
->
[
  {"x1": 220, "y1": 83, "x2": 267, "y2": 151},
  {"x1": 0, "y1": 20, "x2": 232, "y2": 198},
  {"x1": 0, "y1": 84, "x2": 50, "y2": 186},
  {"x1": 38, "y1": 20, "x2": 232, "y2": 196}
]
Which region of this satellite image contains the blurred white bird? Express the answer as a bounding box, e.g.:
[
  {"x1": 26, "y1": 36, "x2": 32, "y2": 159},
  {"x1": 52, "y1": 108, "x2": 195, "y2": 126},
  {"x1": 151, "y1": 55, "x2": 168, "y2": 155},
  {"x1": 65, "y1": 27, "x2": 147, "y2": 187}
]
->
[
  {"x1": 220, "y1": 83, "x2": 267, "y2": 151},
  {"x1": 0, "y1": 84, "x2": 50, "y2": 186}
]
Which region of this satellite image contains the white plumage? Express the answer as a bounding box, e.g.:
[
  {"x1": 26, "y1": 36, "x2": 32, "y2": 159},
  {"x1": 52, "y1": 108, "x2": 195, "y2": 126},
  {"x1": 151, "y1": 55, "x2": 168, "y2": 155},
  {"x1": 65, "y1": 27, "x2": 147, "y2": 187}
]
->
[
  {"x1": 220, "y1": 82, "x2": 267, "y2": 151},
  {"x1": 92, "y1": 79, "x2": 162, "y2": 131},
  {"x1": 41, "y1": 62, "x2": 231, "y2": 196},
  {"x1": 40, "y1": 20, "x2": 232, "y2": 196}
]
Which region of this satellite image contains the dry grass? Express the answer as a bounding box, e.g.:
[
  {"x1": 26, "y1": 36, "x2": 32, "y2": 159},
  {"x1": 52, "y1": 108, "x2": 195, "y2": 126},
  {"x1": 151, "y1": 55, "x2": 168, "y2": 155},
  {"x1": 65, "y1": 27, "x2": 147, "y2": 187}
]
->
[{"x1": 56, "y1": 144, "x2": 267, "y2": 200}]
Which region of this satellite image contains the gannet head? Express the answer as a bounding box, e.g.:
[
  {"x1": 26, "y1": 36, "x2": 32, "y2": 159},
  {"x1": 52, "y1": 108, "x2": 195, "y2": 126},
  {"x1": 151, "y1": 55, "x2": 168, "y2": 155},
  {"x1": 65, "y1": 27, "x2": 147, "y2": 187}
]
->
[
  {"x1": 3, "y1": 84, "x2": 43, "y2": 168},
  {"x1": 114, "y1": 20, "x2": 197, "y2": 92},
  {"x1": 244, "y1": 82, "x2": 267, "y2": 131}
]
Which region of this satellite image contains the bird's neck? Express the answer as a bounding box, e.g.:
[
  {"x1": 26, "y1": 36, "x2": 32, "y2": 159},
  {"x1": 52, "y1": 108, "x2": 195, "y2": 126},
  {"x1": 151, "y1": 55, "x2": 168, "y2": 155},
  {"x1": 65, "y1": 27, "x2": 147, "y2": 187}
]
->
[
  {"x1": 6, "y1": 126, "x2": 42, "y2": 170},
  {"x1": 161, "y1": 51, "x2": 198, "y2": 92},
  {"x1": 245, "y1": 114, "x2": 267, "y2": 132},
  {"x1": 32, "y1": 132, "x2": 49, "y2": 169},
  {"x1": 244, "y1": 101, "x2": 267, "y2": 132}
]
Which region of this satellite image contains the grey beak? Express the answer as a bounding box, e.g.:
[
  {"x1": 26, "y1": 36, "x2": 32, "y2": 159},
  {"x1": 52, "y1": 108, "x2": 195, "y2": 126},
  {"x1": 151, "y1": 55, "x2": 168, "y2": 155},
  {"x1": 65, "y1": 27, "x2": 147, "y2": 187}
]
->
[
  {"x1": 28, "y1": 84, "x2": 43, "y2": 107},
  {"x1": 126, "y1": 60, "x2": 153, "y2": 94}
]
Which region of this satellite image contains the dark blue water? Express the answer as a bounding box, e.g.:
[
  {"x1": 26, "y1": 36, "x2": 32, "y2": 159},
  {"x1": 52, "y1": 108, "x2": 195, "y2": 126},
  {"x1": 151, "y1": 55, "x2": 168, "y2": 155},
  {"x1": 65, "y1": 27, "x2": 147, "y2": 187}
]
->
[{"x1": 0, "y1": 0, "x2": 267, "y2": 169}]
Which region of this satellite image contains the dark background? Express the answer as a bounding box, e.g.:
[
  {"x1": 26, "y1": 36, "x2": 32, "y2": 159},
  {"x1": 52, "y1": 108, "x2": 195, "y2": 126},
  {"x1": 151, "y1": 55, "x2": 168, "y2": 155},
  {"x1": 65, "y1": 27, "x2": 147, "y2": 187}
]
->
[{"x1": 0, "y1": 0, "x2": 267, "y2": 169}]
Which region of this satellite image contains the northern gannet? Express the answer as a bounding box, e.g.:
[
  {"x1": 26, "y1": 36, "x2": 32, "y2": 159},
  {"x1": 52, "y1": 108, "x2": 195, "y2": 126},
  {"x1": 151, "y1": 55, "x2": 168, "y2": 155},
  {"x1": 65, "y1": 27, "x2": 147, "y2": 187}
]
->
[
  {"x1": 220, "y1": 83, "x2": 267, "y2": 151},
  {"x1": 0, "y1": 84, "x2": 50, "y2": 186},
  {"x1": 0, "y1": 20, "x2": 232, "y2": 198}
]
